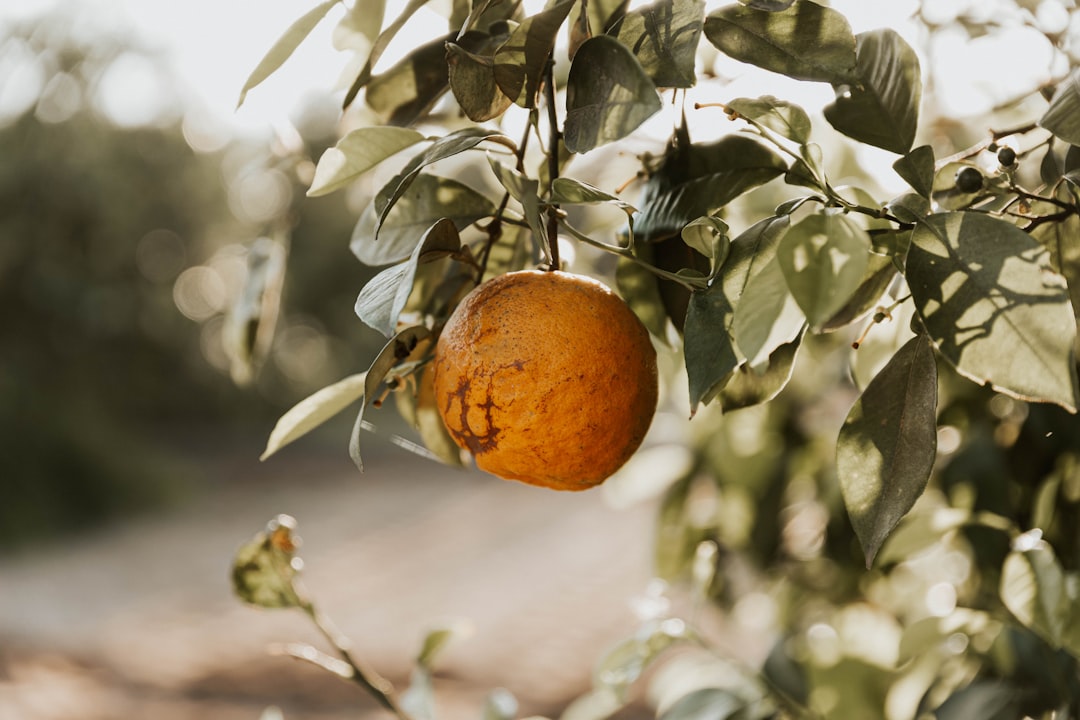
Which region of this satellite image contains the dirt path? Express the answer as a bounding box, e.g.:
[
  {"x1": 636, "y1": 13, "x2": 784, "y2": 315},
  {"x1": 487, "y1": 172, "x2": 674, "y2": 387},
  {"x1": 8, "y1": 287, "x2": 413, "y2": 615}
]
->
[{"x1": 0, "y1": 443, "x2": 659, "y2": 720}]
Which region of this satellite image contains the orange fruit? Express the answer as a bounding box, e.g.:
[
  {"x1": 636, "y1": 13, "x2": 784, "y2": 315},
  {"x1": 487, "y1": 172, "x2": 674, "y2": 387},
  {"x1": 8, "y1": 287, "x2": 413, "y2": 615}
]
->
[{"x1": 432, "y1": 270, "x2": 658, "y2": 491}]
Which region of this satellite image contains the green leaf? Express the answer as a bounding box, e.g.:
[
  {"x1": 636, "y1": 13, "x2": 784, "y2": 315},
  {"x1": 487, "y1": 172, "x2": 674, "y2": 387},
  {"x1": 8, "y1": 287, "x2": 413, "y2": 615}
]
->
[
  {"x1": 1032, "y1": 213, "x2": 1080, "y2": 319},
  {"x1": 231, "y1": 515, "x2": 305, "y2": 608},
  {"x1": 551, "y1": 177, "x2": 637, "y2": 211},
  {"x1": 1001, "y1": 541, "x2": 1069, "y2": 647},
  {"x1": 608, "y1": 0, "x2": 705, "y2": 88},
  {"x1": 893, "y1": 145, "x2": 935, "y2": 198},
  {"x1": 488, "y1": 158, "x2": 549, "y2": 262},
  {"x1": 837, "y1": 333, "x2": 938, "y2": 568},
  {"x1": 703, "y1": 0, "x2": 857, "y2": 84},
  {"x1": 261, "y1": 373, "x2": 367, "y2": 461},
  {"x1": 343, "y1": 0, "x2": 433, "y2": 108},
  {"x1": 352, "y1": 174, "x2": 495, "y2": 266},
  {"x1": 732, "y1": 251, "x2": 803, "y2": 368},
  {"x1": 684, "y1": 216, "x2": 790, "y2": 411},
  {"x1": 237, "y1": 0, "x2": 339, "y2": 108},
  {"x1": 777, "y1": 212, "x2": 871, "y2": 328},
  {"x1": 681, "y1": 215, "x2": 729, "y2": 262},
  {"x1": 308, "y1": 127, "x2": 424, "y2": 197},
  {"x1": 365, "y1": 32, "x2": 454, "y2": 126},
  {"x1": 333, "y1": 0, "x2": 385, "y2": 53},
  {"x1": 564, "y1": 35, "x2": 663, "y2": 153},
  {"x1": 616, "y1": 256, "x2": 672, "y2": 341},
  {"x1": 446, "y1": 39, "x2": 514, "y2": 122},
  {"x1": 355, "y1": 219, "x2": 462, "y2": 337},
  {"x1": 350, "y1": 326, "x2": 432, "y2": 470},
  {"x1": 887, "y1": 193, "x2": 931, "y2": 225},
  {"x1": 394, "y1": 363, "x2": 464, "y2": 467},
  {"x1": 823, "y1": 29, "x2": 921, "y2": 154},
  {"x1": 821, "y1": 251, "x2": 899, "y2": 331},
  {"x1": 374, "y1": 128, "x2": 510, "y2": 238},
  {"x1": 739, "y1": 0, "x2": 795, "y2": 9},
  {"x1": 685, "y1": 287, "x2": 739, "y2": 414},
  {"x1": 493, "y1": 0, "x2": 575, "y2": 107},
  {"x1": 726, "y1": 95, "x2": 812, "y2": 143},
  {"x1": 635, "y1": 135, "x2": 787, "y2": 243},
  {"x1": 906, "y1": 212, "x2": 1079, "y2": 411},
  {"x1": 659, "y1": 688, "x2": 746, "y2": 720},
  {"x1": 1040, "y1": 69, "x2": 1080, "y2": 146},
  {"x1": 719, "y1": 329, "x2": 804, "y2": 411}
]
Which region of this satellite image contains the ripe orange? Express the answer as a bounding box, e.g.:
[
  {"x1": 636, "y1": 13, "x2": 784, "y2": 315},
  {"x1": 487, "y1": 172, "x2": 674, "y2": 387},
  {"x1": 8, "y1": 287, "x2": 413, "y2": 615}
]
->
[{"x1": 432, "y1": 270, "x2": 658, "y2": 491}]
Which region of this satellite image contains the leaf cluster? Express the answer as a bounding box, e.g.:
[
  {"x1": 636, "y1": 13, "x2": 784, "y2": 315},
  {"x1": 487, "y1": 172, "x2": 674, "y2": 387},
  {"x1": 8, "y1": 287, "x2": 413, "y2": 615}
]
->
[{"x1": 238, "y1": 0, "x2": 1080, "y2": 717}]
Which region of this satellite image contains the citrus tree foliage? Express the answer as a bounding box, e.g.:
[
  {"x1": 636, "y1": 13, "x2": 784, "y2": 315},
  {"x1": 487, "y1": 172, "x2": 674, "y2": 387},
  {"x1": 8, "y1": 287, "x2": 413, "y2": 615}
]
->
[{"x1": 238, "y1": 0, "x2": 1080, "y2": 717}]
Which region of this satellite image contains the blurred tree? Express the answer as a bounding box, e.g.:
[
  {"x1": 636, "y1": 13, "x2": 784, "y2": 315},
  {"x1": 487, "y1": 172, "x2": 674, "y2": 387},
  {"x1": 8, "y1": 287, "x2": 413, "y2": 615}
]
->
[{"x1": 0, "y1": 12, "x2": 377, "y2": 546}]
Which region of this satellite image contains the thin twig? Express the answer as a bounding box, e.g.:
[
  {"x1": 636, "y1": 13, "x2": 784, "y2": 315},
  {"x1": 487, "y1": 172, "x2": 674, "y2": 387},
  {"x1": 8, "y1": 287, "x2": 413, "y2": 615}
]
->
[
  {"x1": 544, "y1": 58, "x2": 562, "y2": 271},
  {"x1": 302, "y1": 601, "x2": 414, "y2": 720}
]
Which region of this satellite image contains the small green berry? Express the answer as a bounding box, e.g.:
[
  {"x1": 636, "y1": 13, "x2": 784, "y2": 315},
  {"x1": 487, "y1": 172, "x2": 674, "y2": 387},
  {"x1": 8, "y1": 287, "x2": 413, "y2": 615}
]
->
[
  {"x1": 997, "y1": 147, "x2": 1017, "y2": 167},
  {"x1": 955, "y1": 166, "x2": 984, "y2": 193}
]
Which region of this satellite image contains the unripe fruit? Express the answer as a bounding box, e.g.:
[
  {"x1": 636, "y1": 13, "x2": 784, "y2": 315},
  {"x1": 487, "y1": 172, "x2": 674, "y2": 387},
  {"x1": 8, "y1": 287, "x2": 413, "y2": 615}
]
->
[{"x1": 955, "y1": 166, "x2": 983, "y2": 194}]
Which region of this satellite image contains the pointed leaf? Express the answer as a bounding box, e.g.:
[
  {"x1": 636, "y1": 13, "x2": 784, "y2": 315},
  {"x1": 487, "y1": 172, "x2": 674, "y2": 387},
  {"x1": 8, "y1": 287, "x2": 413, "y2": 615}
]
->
[
  {"x1": 352, "y1": 174, "x2": 495, "y2": 266},
  {"x1": 821, "y1": 251, "x2": 899, "y2": 331},
  {"x1": 551, "y1": 177, "x2": 636, "y2": 211},
  {"x1": 906, "y1": 212, "x2": 1079, "y2": 411},
  {"x1": 685, "y1": 287, "x2": 739, "y2": 413},
  {"x1": 262, "y1": 373, "x2": 367, "y2": 461},
  {"x1": 237, "y1": 0, "x2": 339, "y2": 108},
  {"x1": 703, "y1": 0, "x2": 857, "y2": 84},
  {"x1": 564, "y1": 35, "x2": 663, "y2": 153},
  {"x1": 308, "y1": 127, "x2": 424, "y2": 197},
  {"x1": 1032, "y1": 213, "x2": 1080, "y2": 319},
  {"x1": 333, "y1": 0, "x2": 385, "y2": 52},
  {"x1": 778, "y1": 212, "x2": 871, "y2": 328},
  {"x1": 1001, "y1": 543, "x2": 1067, "y2": 645},
  {"x1": 635, "y1": 135, "x2": 786, "y2": 243},
  {"x1": 739, "y1": 0, "x2": 795, "y2": 9},
  {"x1": 608, "y1": 0, "x2": 705, "y2": 88},
  {"x1": 488, "y1": 158, "x2": 549, "y2": 262},
  {"x1": 732, "y1": 254, "x2": 804, "y2": 366},
  {"x1": 374, "y1": 128, "x2": 510, "y2": 237},
  {"x1": 684, "y1": 215, "x2": 790, "y2": 411},
  {"x1": 343, "y1": 0, "x2": 433, "y2": 108},
  {"x1": 893, "y1": 145, "x2": 935, "y2": 198},
  {"x1": 365, "y1": 32, "x2": 454, "y2": 126},
  {"x1": 355, "y1": 219, "x2": 462, "y2": 336},
  {"x1": 493, "y1": 0, "x2": 576, "y2": 107},
  {"x1": 350, "y1": 326, "x2": 433, "y2": 470},
  {"x1": 837, "y1": 333, "x2": 938, "y2": 567},
  {"x1": 726, "y1": 95, "x2": 812, "y2": 143},
  {"x1": 1040, "y1": 69, "x2": 1080, "y2": 146},
  {"x1": 446, "y1": 40, "x2": 513, "y2": 121},
  {"x1": 719, "y1": 329, "x2": 804, "y2": 411},
  {"x1": 823, "y1": 29, "x2": 921, "y2": 154},
  {"x1": 616, "y1": 256, "x2": 672, "y2": 341},
  {"x1": 681, "y1": 215, "x2": 729, "y2": 261}
]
